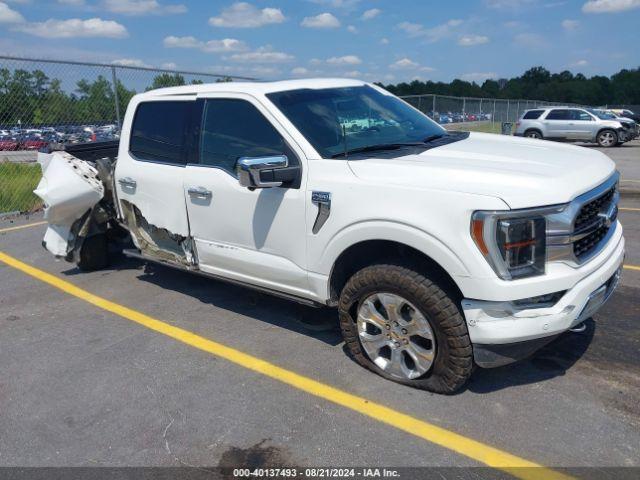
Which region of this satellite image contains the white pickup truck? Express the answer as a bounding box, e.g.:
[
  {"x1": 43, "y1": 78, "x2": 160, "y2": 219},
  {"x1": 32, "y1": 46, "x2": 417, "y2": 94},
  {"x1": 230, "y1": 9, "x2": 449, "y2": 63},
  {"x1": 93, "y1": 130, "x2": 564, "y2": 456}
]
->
[{"x1": 35, "y1": 79, "x2": 624, "y2": 393}]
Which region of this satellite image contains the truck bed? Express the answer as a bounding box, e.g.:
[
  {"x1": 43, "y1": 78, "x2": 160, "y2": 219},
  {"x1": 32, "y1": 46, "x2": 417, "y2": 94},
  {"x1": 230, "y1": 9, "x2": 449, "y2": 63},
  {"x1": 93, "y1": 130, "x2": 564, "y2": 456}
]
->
[{"x1": 63, "y1": 140, "x2": 119, "y2": 163}]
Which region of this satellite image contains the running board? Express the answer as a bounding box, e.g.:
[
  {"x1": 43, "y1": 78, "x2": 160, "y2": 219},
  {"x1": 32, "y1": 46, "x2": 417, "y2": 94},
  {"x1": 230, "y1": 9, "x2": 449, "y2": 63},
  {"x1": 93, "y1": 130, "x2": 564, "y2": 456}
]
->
[{"x1": 122, "y1": 248, "x2": 323, "y2": 308}]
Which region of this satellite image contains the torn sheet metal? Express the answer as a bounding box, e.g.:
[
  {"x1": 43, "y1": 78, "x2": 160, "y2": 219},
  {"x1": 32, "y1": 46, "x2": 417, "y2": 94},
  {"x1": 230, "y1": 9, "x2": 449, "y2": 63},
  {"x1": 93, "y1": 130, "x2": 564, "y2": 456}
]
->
[
  {"x1": 120, "y1": 199, "x2": 195, "y2": 266},
  {"x1": 34, "y1": 152, "x2": 104, "y2": 257}
]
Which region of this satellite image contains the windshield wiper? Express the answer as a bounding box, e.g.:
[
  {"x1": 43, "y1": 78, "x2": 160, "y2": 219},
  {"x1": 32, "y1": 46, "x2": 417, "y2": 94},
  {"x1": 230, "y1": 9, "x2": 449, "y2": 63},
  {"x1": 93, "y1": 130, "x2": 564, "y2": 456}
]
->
[
  {"x1": 423, "y1": 133, "x2": 447, "y2": 143},
  {"x1": 331, "y1": 142, "x2": 425, "y2": 158}
]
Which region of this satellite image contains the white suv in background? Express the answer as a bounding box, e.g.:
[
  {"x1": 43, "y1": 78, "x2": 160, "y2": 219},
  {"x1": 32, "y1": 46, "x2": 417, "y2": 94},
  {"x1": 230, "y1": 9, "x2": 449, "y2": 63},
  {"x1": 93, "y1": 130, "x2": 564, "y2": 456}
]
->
[{"x1": 515, "y1": 107, "x2": 637, "y2": 147}]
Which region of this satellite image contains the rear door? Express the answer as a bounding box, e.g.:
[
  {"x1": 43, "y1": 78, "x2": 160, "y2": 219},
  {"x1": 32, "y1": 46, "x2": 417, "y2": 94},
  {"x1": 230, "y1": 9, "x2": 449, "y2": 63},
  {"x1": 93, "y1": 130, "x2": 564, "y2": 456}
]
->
[
  {"x1": 114, "y1": 96, "x2": 196, "y2": 265},
  {"x1": 543, "y1": 109, "x2": 570, "y2": 138}
]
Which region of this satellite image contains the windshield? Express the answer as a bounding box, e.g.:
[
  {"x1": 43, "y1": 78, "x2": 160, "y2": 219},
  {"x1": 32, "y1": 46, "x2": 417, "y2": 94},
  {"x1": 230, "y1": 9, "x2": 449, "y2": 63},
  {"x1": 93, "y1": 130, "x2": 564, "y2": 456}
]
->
[
  {"x1": 266, "y1": 85, "x2": 447, "y2": 158},
  {"x1": 587, "y1": 109, "x2": 616, "y2": 120}
]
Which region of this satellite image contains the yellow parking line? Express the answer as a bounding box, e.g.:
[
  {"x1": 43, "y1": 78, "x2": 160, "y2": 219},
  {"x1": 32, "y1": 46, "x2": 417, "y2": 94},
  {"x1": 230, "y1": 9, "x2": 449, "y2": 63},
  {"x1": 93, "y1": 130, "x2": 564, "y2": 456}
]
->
[
  {"x1": 0, "y1": 221, "x2": 47, "y2": 234},
  {"x1": 0, "y1": 250, "x2": 572, "y2": 480},
  {"x1": 624, "y1": 264, "x2": 640, "y2": 272},
  {"x1": 619, "y1": 207, "x2": 640, "y2": 212}
]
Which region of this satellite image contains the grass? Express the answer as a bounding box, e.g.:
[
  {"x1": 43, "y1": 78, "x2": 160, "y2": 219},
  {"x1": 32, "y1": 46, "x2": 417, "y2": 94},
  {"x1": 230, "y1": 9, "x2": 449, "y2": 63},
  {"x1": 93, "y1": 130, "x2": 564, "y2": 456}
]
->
[{"x1": 0, "y1": 162, "x2": 43, "y2": 214}]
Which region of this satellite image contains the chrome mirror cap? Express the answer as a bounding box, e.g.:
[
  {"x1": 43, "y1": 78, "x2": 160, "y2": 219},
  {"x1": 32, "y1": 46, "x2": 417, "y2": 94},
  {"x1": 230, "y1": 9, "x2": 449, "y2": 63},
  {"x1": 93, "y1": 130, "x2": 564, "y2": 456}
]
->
[{"x1": 236, "y1": 155, "x2": 288, "y2": 188}]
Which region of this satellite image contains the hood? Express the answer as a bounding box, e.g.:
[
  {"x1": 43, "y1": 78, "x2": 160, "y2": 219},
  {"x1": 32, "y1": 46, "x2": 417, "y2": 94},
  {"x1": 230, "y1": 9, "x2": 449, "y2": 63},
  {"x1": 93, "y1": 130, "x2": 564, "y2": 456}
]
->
[
  {"x1": 600, "y1": 119, "x2": 625, "y2": 128},
  {"x1": 348, "y1": 132, "x2": 615, "y2": 209},
  {"x1": 618, "y1": 116, "x2": 636, "y2": 124}
]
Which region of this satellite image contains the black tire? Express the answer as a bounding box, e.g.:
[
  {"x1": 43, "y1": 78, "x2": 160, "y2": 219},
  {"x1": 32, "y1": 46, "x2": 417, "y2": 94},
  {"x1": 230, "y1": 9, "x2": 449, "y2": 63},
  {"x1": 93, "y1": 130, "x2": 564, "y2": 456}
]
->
[
  {"x1": 524, "y1": 129, "x2": 542, "y2": 139},
  {"x1": 77, "y1": 233, "x2": 109, "y2": 271},
  {"x1": 338, "y1": 264, "x2": 473, "y2": 394},
  {"x1": 596, "y1": 129, "x2": 618, "y2": 148}
]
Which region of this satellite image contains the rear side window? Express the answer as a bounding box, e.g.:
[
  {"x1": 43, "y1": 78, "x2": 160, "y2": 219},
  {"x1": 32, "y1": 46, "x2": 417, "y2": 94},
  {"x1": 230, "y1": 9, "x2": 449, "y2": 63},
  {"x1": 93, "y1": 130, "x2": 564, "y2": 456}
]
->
[
  {"x1": 545, "y1": 109, "x2": 570, "y2": 120},
  {"x1": 200, "y1": 99, "x2": 294, "y2": 175},
  {"x1": 130, "y1": 101, "x2": 192, "y2": 164},
  {"x1": 523, "y1": 110, "x2": 544, "y2": 119}
]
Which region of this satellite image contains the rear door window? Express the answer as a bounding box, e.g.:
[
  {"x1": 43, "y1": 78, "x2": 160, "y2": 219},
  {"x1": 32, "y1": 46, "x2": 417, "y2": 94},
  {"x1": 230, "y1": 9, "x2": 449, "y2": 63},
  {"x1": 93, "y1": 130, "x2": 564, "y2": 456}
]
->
[
  {"x1": 130, "y1": 101, "x2": 192, "y2": 164},
  {"x1": 523, "y1": 110, "x2": 544, "y2": 119},
  {"x1": 545, "y1": 109, "x2": 570, "y2": 120}
]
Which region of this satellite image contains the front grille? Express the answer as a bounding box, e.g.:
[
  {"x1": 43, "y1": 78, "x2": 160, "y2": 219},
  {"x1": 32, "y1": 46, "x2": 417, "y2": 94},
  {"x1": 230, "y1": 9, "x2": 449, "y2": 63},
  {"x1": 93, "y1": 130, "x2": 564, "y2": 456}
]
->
[
  {"x1": 574, "y1": 186, "x2": 615, "y2": 231},
  {"x1": 572, "y1": 185, "x2": 617, "y2": 260},
  {"x1": 574, "y1": 225, "x2": 609, "y2": 258}
]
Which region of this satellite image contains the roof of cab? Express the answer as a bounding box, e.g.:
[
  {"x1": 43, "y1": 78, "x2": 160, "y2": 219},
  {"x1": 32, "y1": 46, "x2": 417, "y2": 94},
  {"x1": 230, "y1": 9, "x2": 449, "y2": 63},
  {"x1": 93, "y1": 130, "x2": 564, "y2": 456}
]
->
[{"x1": 139, "y1": 77, "x2": 368, "y2": 98}]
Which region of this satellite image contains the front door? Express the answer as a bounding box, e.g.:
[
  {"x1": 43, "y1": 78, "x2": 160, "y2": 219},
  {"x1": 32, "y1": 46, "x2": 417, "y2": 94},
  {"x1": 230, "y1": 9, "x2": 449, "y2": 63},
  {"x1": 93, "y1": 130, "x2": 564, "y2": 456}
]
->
[
  {"x1": 183, "y1": 94, "x2": 311, "y2": 298},
  {"x1": 568, "y1": 109, "x2": 597, "y2": 140}
]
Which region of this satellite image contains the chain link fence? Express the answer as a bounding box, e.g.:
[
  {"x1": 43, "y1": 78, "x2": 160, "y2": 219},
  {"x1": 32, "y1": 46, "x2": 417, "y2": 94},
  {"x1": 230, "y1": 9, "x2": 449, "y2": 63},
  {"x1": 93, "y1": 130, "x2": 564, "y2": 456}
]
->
[
  {"x1": 0, "y1": 56, "x2": 602, "y2": 214},
  {"x1": 0, "y1": 56, "x2": 254, "y2": 214},
  {"x1": 400, "y1": 94, "x2": 586, "y2": 134}
]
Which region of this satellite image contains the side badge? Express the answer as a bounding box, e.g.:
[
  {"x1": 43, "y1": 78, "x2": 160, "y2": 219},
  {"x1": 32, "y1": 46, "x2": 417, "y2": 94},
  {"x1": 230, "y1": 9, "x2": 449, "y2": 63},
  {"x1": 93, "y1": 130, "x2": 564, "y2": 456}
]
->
[{"x1": 311, "y1": 191, "x2": 331, "y2": 234}]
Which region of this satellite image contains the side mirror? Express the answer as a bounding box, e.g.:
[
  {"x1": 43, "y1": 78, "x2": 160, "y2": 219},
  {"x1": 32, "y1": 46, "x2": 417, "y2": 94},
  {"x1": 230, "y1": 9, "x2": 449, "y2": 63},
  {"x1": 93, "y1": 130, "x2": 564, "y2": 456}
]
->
[{"x1": 237, "y1": 155, "x2": 288, "y2": 188}]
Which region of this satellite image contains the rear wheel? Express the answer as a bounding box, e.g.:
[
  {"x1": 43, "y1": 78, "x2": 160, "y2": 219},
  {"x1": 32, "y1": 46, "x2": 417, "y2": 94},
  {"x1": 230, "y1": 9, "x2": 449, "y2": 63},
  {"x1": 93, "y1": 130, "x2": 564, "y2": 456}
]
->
[
  {"x1": 338, "y1": 264, "x2": 473, "y2": 394},
  {"x1": 597, "y1": 129, "x2": 618, "y2": 147},
  {"x1": 77, "y1": 233, "x2": 109, "y2": 271},
  {"x1": 524, "y1": 129, "x2": 542, "y2": 139}
]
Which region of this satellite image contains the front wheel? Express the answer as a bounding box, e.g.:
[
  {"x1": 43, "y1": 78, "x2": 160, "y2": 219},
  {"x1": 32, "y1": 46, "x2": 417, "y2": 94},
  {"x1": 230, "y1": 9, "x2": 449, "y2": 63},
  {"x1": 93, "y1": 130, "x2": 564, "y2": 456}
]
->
[
  {"x1": 597, "y1": 129, "x2": 618, "y2": 147},
  {"x1": 338, "y1": 264, "x2": 473, "y2": 394}
]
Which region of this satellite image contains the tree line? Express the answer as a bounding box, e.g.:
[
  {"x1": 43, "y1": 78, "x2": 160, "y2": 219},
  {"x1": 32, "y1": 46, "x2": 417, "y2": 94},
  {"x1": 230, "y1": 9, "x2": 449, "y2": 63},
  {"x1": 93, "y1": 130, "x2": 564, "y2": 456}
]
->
[
  {"x1": 380, "y1": 66, "x2": 640, "y2": 106},
  {"x1": 0, "y1": 69, "x2": 232, "y2": 127},
  {"x1": 1, "y1": 65, "x2": 638, "y2": 127}
]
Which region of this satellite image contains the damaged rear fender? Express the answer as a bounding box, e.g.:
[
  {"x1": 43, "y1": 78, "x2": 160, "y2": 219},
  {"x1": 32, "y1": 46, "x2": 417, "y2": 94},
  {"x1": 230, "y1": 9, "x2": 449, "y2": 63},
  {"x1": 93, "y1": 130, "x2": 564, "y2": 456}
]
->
[{"x1": 34, "y1": 152, "x2": 109, "y2": 259}]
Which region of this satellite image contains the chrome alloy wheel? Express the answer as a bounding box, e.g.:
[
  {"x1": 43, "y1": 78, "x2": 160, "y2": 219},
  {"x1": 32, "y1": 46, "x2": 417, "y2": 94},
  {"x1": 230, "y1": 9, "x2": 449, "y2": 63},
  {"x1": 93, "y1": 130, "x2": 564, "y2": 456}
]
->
[
  {"x1": 598, "y1": 131, "x2": 616, "y2": 147},
  {"x1": 356, "y1": 292, "x2": 436, "y2": 380}
]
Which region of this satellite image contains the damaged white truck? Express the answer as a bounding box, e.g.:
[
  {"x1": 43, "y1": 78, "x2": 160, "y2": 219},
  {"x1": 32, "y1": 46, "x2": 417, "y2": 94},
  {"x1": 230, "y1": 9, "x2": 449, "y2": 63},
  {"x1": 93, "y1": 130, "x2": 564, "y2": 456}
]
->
[{"x1": 35, "y1": 79, "x2": 624, "y2": 393}]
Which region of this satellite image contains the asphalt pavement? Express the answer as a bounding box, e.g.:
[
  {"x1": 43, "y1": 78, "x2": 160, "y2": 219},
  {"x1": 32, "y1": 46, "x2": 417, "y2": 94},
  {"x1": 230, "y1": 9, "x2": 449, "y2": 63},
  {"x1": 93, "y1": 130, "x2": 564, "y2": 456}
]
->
[{"x1": 0, "y1": 140, "x2": 639, "y2": 477}]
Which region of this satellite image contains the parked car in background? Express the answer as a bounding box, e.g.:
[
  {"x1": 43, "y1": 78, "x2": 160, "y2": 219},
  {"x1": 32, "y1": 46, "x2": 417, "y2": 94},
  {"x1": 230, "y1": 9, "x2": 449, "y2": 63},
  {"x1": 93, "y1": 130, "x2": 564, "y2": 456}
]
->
[
  {"x1": 602, "y1": 109, "x2": 639, "y2": 132},
  {"x1": 0, "y1": 137, "x2": 19, "y2": 151},
  {"x1": 609, "y1": 109, "x2": 640, "y2": 123},
  {"x1": 515, "y1": 107, "x2": 636, "y2": 147},
  {"x1": 19, "y1": 134, "x2": 51, "y2": 152}
]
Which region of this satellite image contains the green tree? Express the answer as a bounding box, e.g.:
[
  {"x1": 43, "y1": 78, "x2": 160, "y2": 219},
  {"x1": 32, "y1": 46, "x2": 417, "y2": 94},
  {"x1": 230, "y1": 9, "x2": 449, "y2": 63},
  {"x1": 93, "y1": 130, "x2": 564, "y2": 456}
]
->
[
  {"x1": 148, "y1": 73, "x2": 186, "y2": 90},
  {"x1": 76, "y1": 75, "x2": 117, "y2": 122}
]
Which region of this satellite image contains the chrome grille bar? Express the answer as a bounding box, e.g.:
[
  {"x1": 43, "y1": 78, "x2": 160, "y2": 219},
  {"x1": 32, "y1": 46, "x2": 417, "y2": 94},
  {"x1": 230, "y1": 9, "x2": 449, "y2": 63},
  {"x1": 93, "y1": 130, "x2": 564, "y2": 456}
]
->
[{"x1": 546, "y1": 172, "x2": 620, "y2": 266}]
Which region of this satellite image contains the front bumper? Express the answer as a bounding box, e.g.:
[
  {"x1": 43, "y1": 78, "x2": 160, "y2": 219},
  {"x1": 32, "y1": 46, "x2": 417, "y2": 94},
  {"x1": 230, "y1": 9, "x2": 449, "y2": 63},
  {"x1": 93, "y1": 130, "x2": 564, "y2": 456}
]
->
[
  {"x1": 462, "y1": 232, "x2": 625, "y2": 366},
  {"x1": 618, "y1": 127, "x2": 638, "y2": 142}
]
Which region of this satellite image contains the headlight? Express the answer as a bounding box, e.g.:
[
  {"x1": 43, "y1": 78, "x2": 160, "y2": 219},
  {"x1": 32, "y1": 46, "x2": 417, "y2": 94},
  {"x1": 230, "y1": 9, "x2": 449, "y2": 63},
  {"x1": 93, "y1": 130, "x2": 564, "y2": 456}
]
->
[{"x1": 471, "y1": 207, "x2": 559, "y2": 280}]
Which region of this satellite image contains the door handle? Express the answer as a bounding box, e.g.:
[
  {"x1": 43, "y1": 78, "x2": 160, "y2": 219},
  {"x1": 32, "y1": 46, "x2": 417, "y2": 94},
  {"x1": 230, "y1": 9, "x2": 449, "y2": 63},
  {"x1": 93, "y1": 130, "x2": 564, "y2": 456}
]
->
[
  {"x1": 187, "y1": 186, "x2": 212, "y2": 199},
  {"x1": 118, "y1": 177, "x2": 137, "y2": 188}
]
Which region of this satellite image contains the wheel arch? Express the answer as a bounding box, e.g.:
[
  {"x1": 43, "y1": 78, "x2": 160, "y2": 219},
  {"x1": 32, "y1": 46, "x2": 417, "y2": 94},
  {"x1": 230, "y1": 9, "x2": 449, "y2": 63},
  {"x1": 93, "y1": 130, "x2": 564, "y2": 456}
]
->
[
  {"x1": 523, "y1": 128, "x2": 543, "y2": 137},
  {"x1": 327, "y1": 238, "x2": 465, "y2": 305},
  {"x1": 596, "y1": 127, "x2": 618, "y2": 137}
]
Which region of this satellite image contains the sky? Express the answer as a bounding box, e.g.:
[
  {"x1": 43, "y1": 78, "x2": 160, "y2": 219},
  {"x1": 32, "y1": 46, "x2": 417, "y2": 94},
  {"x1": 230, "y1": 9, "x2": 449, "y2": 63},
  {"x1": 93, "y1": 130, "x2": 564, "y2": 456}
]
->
[{"x1": 0, "y1": 0, "x2": 639, "y2": 83}]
